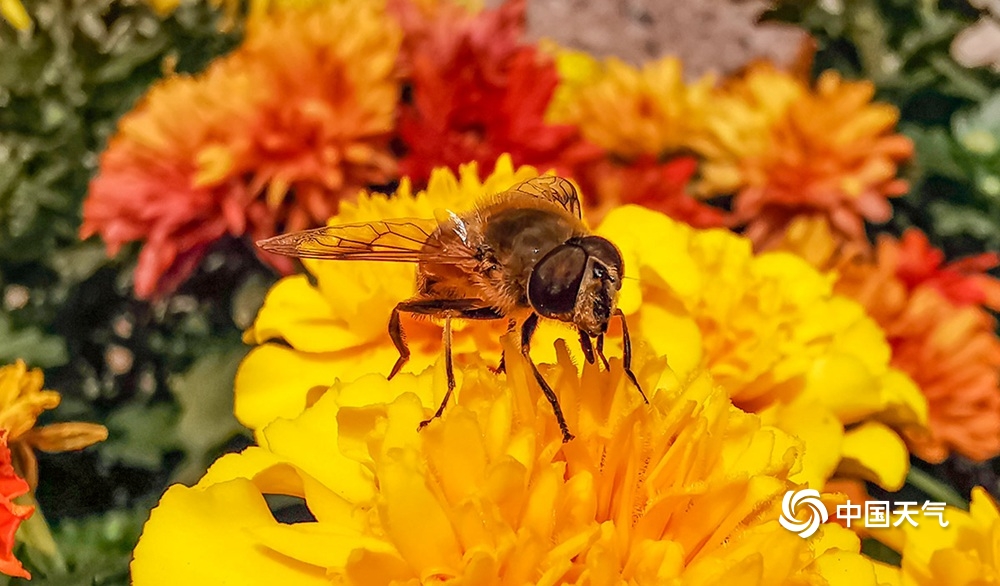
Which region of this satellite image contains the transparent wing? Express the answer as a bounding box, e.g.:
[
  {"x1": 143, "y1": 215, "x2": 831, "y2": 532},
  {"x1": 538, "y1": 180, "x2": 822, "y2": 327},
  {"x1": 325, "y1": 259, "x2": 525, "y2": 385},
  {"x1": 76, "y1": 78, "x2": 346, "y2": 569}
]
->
[
  {"x1": 507, "y1": 175, "x2": 582, "y2": 219},
  {"x1": 256, "y1": 218, "x2": 474, "y2": 263}
]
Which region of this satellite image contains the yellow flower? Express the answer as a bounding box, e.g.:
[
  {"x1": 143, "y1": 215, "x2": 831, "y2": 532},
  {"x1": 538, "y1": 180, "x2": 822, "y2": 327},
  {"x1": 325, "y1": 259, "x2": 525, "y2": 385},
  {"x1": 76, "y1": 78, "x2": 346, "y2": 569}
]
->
[
  {"x1": 697, "y1": 64, "x2": 913, "y2": 249},
  {"x1": 238, "y1": 156, "x2": 925, "y2": 492},
  {"x1": 0, "y1": 361, "x2": 108, "y2": 489},
  {"x1": 134, "y1": 340, "x2": 889, "y2": 585},
  {"x1": 595, "y1": 206, "x2": 927, "y2": 491},
  {"x1": 546, "y1": 49, "x2": 716, "y2": 159},
  {"x1": 872, "y1": 487, "x2": 1000, "y2": 585},
  {"x1": 0, "y1": 0, "x2": 29, "y2": 30}
]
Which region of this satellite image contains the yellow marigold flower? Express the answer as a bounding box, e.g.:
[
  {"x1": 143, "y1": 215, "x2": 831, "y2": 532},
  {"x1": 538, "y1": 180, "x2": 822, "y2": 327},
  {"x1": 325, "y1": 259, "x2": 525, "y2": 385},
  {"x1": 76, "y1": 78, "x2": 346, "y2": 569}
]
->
[
  {"x1": 596, "y1": 206, "x2": 926, "y2": 491},
  {"x1": 238, "y1": 156, "x2": 925, "y2": 491},
  {"x1": 0, "y1": 0, "x2": 29, "y2": 30},
  {"x1": 698, "y1": 64, "x2": 914, "y2": 249},
  {"x1": 546, "y1": 49, "x2": 716, "y2": 159},
  {"x1": 870, "y1": 487, "x2": 1000, "y2": 585},
  {"x1": 0, "y1": 361, "x2": 107, "y2": 489},
  {"x1": 134, "y1": 342, "x2": 890, "y2": 585}
]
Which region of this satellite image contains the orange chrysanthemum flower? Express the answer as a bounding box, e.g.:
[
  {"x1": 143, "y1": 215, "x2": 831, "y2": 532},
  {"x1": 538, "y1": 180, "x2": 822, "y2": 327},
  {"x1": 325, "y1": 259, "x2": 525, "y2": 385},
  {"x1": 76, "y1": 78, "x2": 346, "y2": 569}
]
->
[
  {"x1": 699, "y1": 64, "x2": 914, "y2": 249},
  {"x1": 0, "y1": 432, "x2": 31, "y2": 580},
  {"x1": 82, "y1": 0, "x2": 401, "y2": 298},
  {"x1": 779, "y1": 217, "x2": 1000, "y2": 463},
  {"x1": 393, "y1": 0, "x2": 602, "y2": 186}
]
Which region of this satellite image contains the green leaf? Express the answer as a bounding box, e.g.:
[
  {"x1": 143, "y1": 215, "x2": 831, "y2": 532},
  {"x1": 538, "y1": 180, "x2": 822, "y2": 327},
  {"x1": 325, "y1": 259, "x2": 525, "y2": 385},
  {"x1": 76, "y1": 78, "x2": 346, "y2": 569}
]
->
[
  {"x1": 169, "y1": 345, "x2": 250, "y2": 484},
  {"x1": 47, "y1": 242, "x2": 111, "y2": 284},
  {"x1": 0, "y1": 313, "x2": 67, "y2": 368},
  {"x1": 101, "y1": 403, "x2": 178, "y2": 470},
  {"x1": 904, "y1": 125, "x2": 966, "y2": 180},
  {"x1": 15, "y1": 503, "x2": 151, "y2": 586},
  {"x1": 928, "y1": 201, "x2": 1000, "y2": 242},
  {"x1": 860, "y1": 537, "x2": 902, "y2": 567}
]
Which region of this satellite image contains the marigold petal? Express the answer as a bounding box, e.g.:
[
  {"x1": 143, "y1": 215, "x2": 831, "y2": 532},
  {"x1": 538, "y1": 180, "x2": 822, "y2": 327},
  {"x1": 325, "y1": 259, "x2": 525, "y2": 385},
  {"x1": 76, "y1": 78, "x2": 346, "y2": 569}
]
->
[
  {"x1": 233, "y1": 344, "x2": 339, "y2": 430},
  {"x1": 23, "y1": 422, "x2": 108, "y2": 452},
  {"x1": 766, "y1": 402, "x2": 843, "y2": 489},
  {"x1": 261, "y1": 391, "x2": 376, "y2": 504},
  {"x1": 248, "y1": 523, "x2": 402, "y2": 572},
  {"x1": 246, "y1": 275, "x2": 359, "y2": 351},
  {"x1": 0, "y1": 0, "x2": 30, "y2": 30},
  {"x1": 838, "y1": 422, "x2": 908, "y2": 491},
  {"x1": 132, "y1": 480, "x2": 330, "y2": 585}
]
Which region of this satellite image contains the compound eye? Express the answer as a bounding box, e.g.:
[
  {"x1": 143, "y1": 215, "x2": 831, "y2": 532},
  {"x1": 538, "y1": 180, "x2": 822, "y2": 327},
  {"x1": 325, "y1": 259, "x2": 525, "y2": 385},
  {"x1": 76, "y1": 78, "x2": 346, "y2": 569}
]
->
[
  {"x1": 592, "y1": 264, "x2": 606, "y2": 280},
  {"x1": 528, "y1": 245, "x2": 587, "y2": 318}
]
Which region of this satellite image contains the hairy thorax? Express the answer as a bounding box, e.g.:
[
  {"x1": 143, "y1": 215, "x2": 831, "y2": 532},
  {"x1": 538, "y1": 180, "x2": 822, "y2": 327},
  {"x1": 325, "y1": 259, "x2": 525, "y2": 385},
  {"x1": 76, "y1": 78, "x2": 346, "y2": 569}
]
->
[{"x1": 417, "y1": 200, "x2": 586, "y2": 316}]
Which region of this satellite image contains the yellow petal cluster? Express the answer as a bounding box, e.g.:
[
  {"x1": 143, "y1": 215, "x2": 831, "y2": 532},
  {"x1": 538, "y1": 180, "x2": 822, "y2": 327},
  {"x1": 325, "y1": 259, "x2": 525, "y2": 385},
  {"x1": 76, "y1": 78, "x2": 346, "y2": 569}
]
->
[
  {"x1": 0, "y1": 361, "x2": 107, "y2": 489},
  {"x1": 871, "y1": 487, "x2": 1000, "y2": 585},
  {"x1": 545, "y1": 49, "x2": 716, "y2": 159},
  {"x1": 135, "y1": 340, "x2": 890, "y2": 585},
  {"x1": 594, "y1": 206, "x2": 927, "y2": 491}
]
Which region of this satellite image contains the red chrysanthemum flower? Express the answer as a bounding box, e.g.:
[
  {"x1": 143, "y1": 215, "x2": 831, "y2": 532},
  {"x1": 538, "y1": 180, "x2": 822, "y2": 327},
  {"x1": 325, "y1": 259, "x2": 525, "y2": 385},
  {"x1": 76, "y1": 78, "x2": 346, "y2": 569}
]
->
[
  {"x1": 579, "y1": 155, "x2": 726, "y2": 228},
  {"x1": 0, "y1": 431, "x2": 32, "y2": 580},
  {"x1": 394, "y1": 0, "x2": 602, "y2": 186},
  {"x1": 82, "y1": 1, "x2": 401, "y2": 298}
]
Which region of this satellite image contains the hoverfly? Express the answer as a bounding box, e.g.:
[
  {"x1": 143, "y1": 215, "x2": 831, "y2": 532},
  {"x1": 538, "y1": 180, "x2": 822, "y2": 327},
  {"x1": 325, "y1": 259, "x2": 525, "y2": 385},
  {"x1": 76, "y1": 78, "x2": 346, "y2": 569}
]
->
[{"x1": 257, "y1": 176, "x2": 646, "y2": 442}]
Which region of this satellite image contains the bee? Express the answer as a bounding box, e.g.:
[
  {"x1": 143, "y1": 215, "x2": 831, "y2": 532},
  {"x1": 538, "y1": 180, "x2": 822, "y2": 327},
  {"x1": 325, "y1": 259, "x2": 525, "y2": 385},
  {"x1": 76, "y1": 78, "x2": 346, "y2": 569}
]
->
[{"x1": 257, "y1": 176, "x2": 646, "y2": 442}]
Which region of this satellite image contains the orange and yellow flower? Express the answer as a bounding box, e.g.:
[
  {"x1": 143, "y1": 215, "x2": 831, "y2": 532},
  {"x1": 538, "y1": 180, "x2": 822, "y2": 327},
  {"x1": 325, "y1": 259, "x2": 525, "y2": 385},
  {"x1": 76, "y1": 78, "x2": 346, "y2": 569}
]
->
[
  {"x1": 698, "y1": 64, "x2": 914, "y2": 249},
  {"x1": 0, "y1": 360, "x2": 108, "y2": 491},
  {"x1": 134, "y1": 340, "x2": 891, "y2": 585},
  {"x1": 82, "y1": 0, "x2": 401, "y2": 298},
  {"x1": 778, "y1": 217, "x2": 1000, "y2": 463},
  {"x1": 238, "y1": 156, "x2": 926, "y2": 492}
]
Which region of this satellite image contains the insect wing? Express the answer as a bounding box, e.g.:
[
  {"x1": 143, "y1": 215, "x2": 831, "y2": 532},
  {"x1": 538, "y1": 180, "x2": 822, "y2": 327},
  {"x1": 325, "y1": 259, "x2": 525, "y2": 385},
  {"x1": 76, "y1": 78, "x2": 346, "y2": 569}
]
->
[
  {"x1": 507, "y1": 176, "x2": 583, "y2": 219},
  {"x1": 256, "y1": 218, "x2": 473, "y2": 263}
]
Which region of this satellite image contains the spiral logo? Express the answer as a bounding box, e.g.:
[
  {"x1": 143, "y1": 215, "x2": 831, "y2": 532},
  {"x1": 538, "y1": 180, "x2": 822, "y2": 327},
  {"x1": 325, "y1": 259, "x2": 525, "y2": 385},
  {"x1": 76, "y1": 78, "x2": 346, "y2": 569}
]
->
[{"x1": 779, "y1": 489, "x2": 828, "y2": 538}]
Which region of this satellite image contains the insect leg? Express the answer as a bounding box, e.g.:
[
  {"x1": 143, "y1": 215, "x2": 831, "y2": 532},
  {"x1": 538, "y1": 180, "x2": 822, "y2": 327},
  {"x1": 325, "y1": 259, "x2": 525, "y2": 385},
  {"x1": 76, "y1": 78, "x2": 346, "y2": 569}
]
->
[
  {"x1": 615, "y1": 309, "x2": 648, "y2": 404},
  {"x1": 386, "y1": 298, "x2": 504, "y2": 428},
  {"x1": 578, "y1": 330, "x2": 596, "y2": 365},
  {"x1": 388, "y1": 298, "x2": 503, "y2": 381},
  {"x1": 594, "y1": 334, "x2": 611, "y2": 370},
  {"x1": 387, "y1": 302, "x2": 410, "y2": 381},
  {"x1": 521, "y1": 313, "x2": 574, "y2": 443},
  {"x1": 420, "y1": 315, "x2": 455, "y2": 429},
  {"x1": 492, "y1": 318, "x2": 517, "y2": 374}
]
